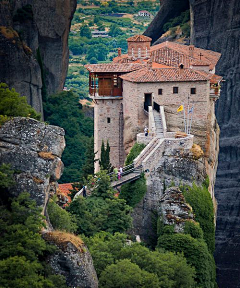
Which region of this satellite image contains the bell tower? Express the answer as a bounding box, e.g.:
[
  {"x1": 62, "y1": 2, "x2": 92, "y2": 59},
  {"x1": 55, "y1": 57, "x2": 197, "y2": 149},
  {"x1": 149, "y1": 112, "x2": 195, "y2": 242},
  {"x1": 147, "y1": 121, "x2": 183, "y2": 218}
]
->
[{"x1": 127, "y1": 34, "x2": 152, "y2": 59}]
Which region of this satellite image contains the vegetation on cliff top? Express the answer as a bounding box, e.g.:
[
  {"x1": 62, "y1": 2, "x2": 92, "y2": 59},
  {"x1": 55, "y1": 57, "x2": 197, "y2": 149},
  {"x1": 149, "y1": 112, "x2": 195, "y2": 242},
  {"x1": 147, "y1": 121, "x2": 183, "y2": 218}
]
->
[{"x1": 0, "y1": 83, "x2": 40, "y2": 125}]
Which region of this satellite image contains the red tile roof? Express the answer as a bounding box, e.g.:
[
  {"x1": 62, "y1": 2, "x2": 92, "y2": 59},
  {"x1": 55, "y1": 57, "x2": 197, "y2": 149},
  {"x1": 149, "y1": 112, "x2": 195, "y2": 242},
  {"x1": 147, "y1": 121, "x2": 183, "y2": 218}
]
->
[
  {"x1": 127, "y1": 34, "x2": 152, "y2": 42},
  {"x1": 58, "y1": 183, "x2": 77, "y2": 205},
  {"x1": 85, "y1": 63, "x2": 144, "y2": 73},
  {"x1": 120, "y1": 67, "x2": 210, "y2": 83},
  {"x1": 150, "y1": 41, "x2": 221, "y2": 70},
  {"x1": 196, "y1": 70, "x2": 223, "y2": 84}
]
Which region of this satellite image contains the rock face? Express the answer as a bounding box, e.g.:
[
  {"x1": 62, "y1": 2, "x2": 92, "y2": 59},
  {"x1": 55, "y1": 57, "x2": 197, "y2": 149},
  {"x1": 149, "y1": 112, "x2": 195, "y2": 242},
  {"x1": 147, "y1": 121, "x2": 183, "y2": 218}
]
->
[
  {"x1": 144, "y1": 0, "x2": 189, "y2": 43},
  {"x1": 190, "y1": 1, "x2": 240, "y2": 287},
  {"x1": 145, "y1": 1, "x2": 240, "y2": 286},
  {"x1": 131, "y1": 146, "x2": 206, "y2": 242},
  {"x1": 0, "y1": 117, "x2": 65, "y2": 211},
  {"x1": 160, "y1": 187, "x2": 194, "y2": 233},
  {"x1": 43, "y1": 231, "x2": 98, "y2": 288},
  {"x1": 0, "y1": 0, "x2": 77, "y2": 115}
]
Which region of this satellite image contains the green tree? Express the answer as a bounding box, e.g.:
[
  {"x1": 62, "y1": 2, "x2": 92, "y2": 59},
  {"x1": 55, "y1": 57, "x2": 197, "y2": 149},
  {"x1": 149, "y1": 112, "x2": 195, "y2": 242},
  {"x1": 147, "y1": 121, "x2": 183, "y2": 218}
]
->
[
  {"x1": 0, "y1": 192, "x2": 67, "y2": 287},
  {"x1": 0, "y1": 164, "x2": 15, "y2": 189},
  {"x1": 157, "y1": 233, "x2": 216, "y2": 288},
  {"x1": 99, "y1": 259, "x2": 160, "y2": 288},
  {"x1": 47, "y1": 197, "x2": 77, "y2": 233},
  {"x1": 80, "y1": 25, "x2": 92, "y2": 39},
  {"x1": 81, "y1": 137, "x2": 97, "y2": 179},
  {"x1": 109, "y1": 23, "x2": 123, "y2": 37},
  {"x1": 99, "y1": 140, "x2": 111, "y2": 172},
  {"x1": 181, "y1": 181, "x2": 215, "y2": 253},
  {"x1": 43, "y1": 90, "x2": 93, "y2": 183},
  {"x1": 67, "y1": 171, "x2": 132, "y2": 236},
  {"x1": 0, "y1": 83, "x2": 40, "y2": 123}
]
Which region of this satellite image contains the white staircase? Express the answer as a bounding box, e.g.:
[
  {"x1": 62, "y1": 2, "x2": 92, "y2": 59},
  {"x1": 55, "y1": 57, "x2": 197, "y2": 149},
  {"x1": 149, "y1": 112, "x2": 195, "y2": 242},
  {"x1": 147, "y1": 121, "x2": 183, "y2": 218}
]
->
[{"x1": 153, "y1": 110, "x2": 164, "y2": 138}]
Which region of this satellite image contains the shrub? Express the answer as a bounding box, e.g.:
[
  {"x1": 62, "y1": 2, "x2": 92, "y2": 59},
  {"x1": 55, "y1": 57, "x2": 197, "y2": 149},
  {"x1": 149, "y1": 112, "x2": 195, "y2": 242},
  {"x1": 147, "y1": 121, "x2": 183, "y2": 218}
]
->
[
  {"x1": 157, "y1": 233, "x2": 216, "y2": 288},
  {"x1": 125, "y1": 142, "x2": 146, "y2": 166},
  {"x1": 180, "y1": 182, "x2": 215, "y2": 253},
  {"x1": 99, "y1": 259, "x2": 160, "y2": 288},
  {"x1": 0, "y1": 83, "x2": 41, "y2": 122},
  {"x1": 47, "y1": 198, "x2": 77, "y2": 233}
]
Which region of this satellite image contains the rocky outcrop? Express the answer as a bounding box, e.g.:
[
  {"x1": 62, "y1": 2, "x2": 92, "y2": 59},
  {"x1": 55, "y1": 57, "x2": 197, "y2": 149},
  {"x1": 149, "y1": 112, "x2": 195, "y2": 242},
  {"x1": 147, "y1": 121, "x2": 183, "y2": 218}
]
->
[
  {"x1": 131, "y1": 146, "x2": 206, "y2": 242},
  {"x1": 0, "y1": 0, "x2": 77, "y2": 115},
  {"x1": 144, "y1": 0, "x2": 189, "y2": 43},
  {"x1": 0, "y1": 117, "x2": 65, "y2": 211},
  {"x1": 190, "y1": 1, "x2": 240, "y2": 287},
  {"x1": 43, "y1": 231, "x2": 98, "y2": 288},
  {"x1": 160, "y1": 187, "x2": 194, "y2": 232}
]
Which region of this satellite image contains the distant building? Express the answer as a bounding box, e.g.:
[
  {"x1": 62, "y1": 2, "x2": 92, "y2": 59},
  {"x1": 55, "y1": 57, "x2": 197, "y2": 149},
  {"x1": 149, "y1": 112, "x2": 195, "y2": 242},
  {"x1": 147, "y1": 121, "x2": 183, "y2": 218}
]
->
[
  {"x1": 138, "y1": 10, "x2": 153, "y2": 17},
  {"x1": 91, "y1": 30, "x2": 109, "y2": 38}
]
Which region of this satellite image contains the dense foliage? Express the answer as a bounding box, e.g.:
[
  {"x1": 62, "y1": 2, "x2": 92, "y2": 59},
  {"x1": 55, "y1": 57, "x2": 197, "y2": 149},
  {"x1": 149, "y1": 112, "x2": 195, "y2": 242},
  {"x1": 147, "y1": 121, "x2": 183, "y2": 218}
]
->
[
  {"x1": 67, "y1": 171, "x2": 132, "y2": 236},
  {"x1": 125, "y1": 142, "x2": 146, "y2": 166},
  {"x1": 43, "y1": 90, "x2": 94, "y2": 183},
  {"x1": 99, "y1": 140, "x2": 111, "y2": 172},
  {"x1": 181, "y1": 180, "x2": 215, "y2": 253},
  {"x1": 120, "y1": 174, "x2": 147, "y2": 207},
  {"x1": 157, "y1": 233, "x2": 216, "y2": 288},
  {"x1": 83, "y1": 231, "x2": 196, "y2": 288},
  {"x1": 47, "y1": 197, "x2": 77, "y2": 233},
  {"x1": 0, "y1": 83, "x2": 40, "y2": 124},
  {"x1": 0, "y1": 192, "x2": 67, "y2": 288}
]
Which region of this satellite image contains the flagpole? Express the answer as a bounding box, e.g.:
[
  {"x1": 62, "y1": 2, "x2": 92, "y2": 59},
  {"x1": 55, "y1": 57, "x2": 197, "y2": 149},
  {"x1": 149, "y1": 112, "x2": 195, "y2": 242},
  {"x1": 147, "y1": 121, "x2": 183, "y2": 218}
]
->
[
  {"x1": 189, "y1": 104, "x2": 194, "y2": 134},
  {"x1": 187, "y1": 95, "x2": 190, "y2": 134},
  {"x1": 183, "y1": 105, "x2": 186, "y2": 133}
]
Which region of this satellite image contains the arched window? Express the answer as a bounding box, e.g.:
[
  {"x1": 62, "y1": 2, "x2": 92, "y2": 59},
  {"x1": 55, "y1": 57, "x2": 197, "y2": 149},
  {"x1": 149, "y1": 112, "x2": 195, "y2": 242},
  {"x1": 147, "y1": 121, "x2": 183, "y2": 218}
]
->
[{"x1": 132, "y1": 48, "x2": 134, "y2": 57}]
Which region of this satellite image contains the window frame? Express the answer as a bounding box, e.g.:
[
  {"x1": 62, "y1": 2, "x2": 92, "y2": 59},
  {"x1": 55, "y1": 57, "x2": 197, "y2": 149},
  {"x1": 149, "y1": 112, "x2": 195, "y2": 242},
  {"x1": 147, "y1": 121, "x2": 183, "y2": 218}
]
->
[
  {"x1": 191, "y1": 88, "x2": 196, "y2": 94},
  {"x1": 173, "y1": 87, "x2": 179, "y2": 94}
]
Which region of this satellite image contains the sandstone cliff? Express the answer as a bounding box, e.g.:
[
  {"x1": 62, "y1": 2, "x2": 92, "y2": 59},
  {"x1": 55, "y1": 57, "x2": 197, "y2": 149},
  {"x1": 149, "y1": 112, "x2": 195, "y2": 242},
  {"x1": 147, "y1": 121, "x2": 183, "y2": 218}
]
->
[
  {"x1": 0, "y1": 0, "x2": 77, "y2": 115},
  {"x1": 145, "y1": 1, "x2": 240, "y2": 286}
]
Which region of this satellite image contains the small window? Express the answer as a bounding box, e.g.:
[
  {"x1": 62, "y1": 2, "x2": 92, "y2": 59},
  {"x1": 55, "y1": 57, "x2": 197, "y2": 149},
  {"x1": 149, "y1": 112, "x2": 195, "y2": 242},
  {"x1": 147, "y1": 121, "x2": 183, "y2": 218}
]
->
[
  {"x1": 107, "y1": 117, "x2": 111, "y2": 123},
  {"x1": 191, "y1": 88, "x2": 196, "y2": 94},
  {"x1": 158, "y1": 89, "x2": 162, "y2": 95},
  {"x1": 173, "y1": 87, "x2": 178, "y2": 94}
]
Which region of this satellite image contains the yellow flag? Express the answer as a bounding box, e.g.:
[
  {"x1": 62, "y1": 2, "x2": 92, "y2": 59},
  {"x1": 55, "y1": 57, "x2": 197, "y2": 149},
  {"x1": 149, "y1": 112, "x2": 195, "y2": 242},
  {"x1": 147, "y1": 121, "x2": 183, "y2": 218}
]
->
[{"x1": 177, "y1": 105, "x2": 183, "y2": 112}]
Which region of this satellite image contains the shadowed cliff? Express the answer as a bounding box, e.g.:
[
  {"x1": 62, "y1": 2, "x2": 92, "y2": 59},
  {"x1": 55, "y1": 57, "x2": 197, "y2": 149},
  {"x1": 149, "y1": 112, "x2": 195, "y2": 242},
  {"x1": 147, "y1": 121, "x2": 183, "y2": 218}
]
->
[
  {"x1": 145, "y1": 1, "x2": 240, "y2": 287},
  {"x1": 0, "y1": 0, "x2": 77, "y2": 115}
]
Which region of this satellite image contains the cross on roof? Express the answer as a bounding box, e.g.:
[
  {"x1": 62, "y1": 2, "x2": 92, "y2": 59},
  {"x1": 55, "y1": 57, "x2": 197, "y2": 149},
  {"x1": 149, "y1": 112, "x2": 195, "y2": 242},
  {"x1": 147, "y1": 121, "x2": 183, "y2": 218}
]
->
[{"x1": 199, "y1": 52, "x2": 204, "y2": 60}]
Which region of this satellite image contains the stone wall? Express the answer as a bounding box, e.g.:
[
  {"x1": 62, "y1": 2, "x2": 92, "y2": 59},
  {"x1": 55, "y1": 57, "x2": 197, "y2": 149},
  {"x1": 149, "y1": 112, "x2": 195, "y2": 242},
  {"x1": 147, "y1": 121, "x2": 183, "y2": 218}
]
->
[
  {"x1": 122, "y1": 79, "x2": 217, "y2": 151},
  {"x1": 123, "y1": 81, "x2": 148, "y2": 153},
  {"x1": 94, "y1": 98, "x2": 123, "y2": 171}
]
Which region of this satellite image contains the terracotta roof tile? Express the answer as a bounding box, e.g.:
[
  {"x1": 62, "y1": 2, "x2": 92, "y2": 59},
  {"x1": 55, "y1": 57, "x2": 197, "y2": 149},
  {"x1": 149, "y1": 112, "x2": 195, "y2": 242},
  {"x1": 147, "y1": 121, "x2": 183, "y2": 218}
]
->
[
  {"x1": 120, "y1": 67, "x2": 210, "y2": 83},
  {"x1": 85, "y1": 63, "x2": 144, "y2": 73},
  {"x1": 127, "y1": 34, "x2": 152, "y2": 42},
  {"x1": 196, "y1": 70, "x2": 223, "y2": 84},
  {"x1": 150, "y1": 41, "x2": 221, "y2": 70},
  {"x1": 58, "y1": 183, "x2": 78, "y2": 205}
]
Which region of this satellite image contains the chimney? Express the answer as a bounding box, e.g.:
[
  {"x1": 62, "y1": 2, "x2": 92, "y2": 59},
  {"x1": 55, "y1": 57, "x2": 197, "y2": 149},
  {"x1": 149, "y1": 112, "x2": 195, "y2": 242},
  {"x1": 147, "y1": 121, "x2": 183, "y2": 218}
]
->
[
  {"x1": 189, "y1": 45, "x2": 194, "y2": 58},
  {"x1": 118, "y1": 48, "x2": 122, "y2": 57},
  {"x1": 147, "y1": 59, "x2": 152, "y2": 69}
]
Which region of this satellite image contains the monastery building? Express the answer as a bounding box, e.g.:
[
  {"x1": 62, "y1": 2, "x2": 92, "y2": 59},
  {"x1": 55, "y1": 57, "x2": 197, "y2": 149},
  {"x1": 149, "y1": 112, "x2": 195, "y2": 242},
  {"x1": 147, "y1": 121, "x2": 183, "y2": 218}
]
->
[{"x1": 85, "y1": 35, "x2": 222, "y2": 172}]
